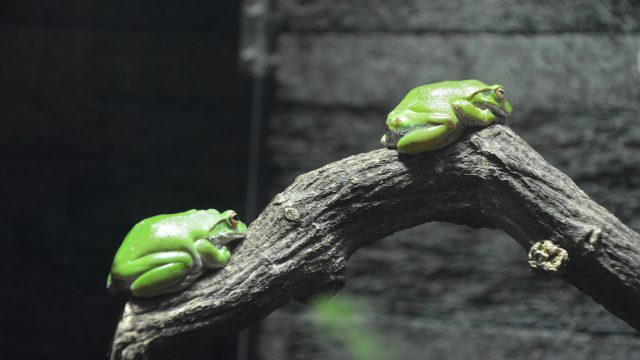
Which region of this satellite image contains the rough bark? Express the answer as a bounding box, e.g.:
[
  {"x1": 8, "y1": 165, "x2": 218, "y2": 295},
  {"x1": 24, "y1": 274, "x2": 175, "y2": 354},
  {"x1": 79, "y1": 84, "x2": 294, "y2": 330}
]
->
[{"x1": 109, "y1": 124, "x2": 640, "y2": 359}]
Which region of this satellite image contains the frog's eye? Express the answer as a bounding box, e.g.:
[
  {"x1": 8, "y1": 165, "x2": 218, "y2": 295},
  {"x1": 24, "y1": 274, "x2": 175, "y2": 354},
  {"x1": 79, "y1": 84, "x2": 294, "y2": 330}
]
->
[
  {"x1": 495, "y1": 88, "x2": 505, "y2": 100},
  {"x1": 228, "y1": 212, "x2": 240, "y2": 227}
]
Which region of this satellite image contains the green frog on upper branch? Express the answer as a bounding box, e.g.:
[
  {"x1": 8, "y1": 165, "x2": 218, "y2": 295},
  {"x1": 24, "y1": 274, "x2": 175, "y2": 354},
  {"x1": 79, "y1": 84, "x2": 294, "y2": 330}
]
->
[{"x1": 381, "y1": 80, "x2": 513, "y2": 154}]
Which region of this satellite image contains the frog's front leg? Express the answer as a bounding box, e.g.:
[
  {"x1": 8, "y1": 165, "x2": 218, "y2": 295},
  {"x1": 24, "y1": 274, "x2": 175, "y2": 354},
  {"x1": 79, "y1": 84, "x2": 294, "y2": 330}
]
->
[
  {"x1": 452, "y1": 99, "x2": 497, "y2": 126},
  {"x1": 194, "y1": 239, "x2": 231, "y2": 269},
  {"x1": 113, "y1": 251, "x2": 196, "y2": 297}
]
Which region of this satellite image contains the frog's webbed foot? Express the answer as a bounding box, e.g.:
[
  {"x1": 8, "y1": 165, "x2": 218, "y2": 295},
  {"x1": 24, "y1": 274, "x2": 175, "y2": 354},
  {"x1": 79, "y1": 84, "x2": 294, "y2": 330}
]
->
[{"x1": 382, "y1": 128, "x2": 409, "y2": 149}]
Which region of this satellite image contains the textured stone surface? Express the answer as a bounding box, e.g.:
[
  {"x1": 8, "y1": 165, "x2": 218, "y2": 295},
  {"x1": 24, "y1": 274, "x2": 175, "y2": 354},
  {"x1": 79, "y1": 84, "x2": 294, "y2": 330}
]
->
[
  {"x1": 276, "y1": 0, "x2": 640, "y2": 33},
  {"x1": 275, "y1": 34, "x2": 640, "y2": 111},
  {"x1": 265, "y1": 107, "x2": 382, "y2": 177}
]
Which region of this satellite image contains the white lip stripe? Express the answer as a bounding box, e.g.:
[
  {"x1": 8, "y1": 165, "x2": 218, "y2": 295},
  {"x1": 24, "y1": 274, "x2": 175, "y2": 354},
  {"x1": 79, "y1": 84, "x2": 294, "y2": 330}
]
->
[{"x1": 209, "y1": 233, "x2": 247, "y2": 244}]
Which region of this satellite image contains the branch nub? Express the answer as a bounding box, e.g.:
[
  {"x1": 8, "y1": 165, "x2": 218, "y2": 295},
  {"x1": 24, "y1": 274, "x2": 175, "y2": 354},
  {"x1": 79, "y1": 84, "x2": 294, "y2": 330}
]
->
[{"x1": 528, "y1": 240, "x2": 569, "y2": 275}]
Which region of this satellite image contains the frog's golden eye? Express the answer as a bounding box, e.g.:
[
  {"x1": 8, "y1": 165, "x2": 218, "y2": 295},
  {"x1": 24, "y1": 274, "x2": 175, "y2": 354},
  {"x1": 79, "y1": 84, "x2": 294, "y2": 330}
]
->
[
  {"x1": 228, "y1": 212, "x2": 240, "y2": 227},
  {"x1": 495, "y1": 88, "x2": 505, "y2": 100}
]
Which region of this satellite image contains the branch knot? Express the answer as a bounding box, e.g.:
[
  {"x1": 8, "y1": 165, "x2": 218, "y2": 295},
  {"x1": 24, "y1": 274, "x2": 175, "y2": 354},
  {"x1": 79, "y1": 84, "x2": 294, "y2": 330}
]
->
[{"x1": 528, "y1": 240, "x2": 569, "y2": 275}]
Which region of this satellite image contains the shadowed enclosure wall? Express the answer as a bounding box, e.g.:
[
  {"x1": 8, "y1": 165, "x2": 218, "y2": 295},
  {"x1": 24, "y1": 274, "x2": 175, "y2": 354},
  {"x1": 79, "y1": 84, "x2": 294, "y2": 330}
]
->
[{"x1": 0, "y1": 2, "x2": 250, "y2": 359}]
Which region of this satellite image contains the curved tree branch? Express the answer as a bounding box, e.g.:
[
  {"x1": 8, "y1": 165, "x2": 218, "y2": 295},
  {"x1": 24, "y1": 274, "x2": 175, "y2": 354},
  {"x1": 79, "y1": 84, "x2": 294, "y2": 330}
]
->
[{"x1": 110, "y1": 125, "x2": 640, "y2": 360}]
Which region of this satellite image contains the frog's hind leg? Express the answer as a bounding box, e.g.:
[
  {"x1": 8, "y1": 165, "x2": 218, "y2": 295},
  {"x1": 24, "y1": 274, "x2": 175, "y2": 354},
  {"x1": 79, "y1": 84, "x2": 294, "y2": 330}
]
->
[
  {"x1": 130, "y1": 262, "x2": 195, "y2": 297},
  {"x1": 111, "y1": 251, "x2": 198, "y2": 297},
  {"x1": 396, "y1": 125, "x2": 450, "y2": 154}
]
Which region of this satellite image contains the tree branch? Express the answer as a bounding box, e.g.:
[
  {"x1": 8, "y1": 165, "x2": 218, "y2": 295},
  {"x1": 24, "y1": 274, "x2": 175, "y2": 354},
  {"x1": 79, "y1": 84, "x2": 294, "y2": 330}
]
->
[{"x1": 109, "y1": 124, "x2": 640, "y2": 360}]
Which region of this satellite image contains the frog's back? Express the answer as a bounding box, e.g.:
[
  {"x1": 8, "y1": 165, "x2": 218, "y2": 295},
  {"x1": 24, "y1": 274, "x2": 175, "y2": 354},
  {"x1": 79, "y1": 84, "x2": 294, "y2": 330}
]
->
[
  {"x1": 408, "y1": 79, "x2": 488, "y2": 103},
  {"x1": 112, "y1": 209, "x2": 210, "y2": 264},
  {"x1": 390, "y1": 79, "x2": 488, "y2": 115}
]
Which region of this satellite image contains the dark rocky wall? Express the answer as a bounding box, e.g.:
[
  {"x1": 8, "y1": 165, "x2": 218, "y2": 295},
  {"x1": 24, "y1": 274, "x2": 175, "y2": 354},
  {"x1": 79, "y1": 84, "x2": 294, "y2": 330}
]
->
[
  {"x1": 258, "y1": 0, "x2": 640, "y2": 359},
  {"x1": 1, "y1": 2, "x2": 250, "y2": 359}
]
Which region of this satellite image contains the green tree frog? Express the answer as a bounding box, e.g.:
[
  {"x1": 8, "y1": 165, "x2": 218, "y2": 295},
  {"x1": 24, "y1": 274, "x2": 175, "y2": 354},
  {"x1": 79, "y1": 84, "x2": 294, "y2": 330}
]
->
[
  {"x1": 107, "y1": 209, "x2": 247, "y2": 298},
  {"x1": 381, "y1": 80, "x2": 513, "y2": 154}
]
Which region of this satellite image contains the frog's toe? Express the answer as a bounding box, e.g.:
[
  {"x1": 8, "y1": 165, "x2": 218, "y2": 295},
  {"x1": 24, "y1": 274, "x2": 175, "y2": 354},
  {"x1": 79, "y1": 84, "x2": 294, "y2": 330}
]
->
[
  {"x1": 380, "y1": 134, "x2": 388, "y2": 147},
  {"x1": 107, "y1": 274, "x2": 131, "y2": 295},
  {"x1": 382, "y1": 129, "x2": 404, "y2": 149}
]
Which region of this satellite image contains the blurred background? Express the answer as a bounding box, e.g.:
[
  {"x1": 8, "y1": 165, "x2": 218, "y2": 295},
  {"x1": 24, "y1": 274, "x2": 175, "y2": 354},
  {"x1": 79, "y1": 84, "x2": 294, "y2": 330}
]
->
[{"x1": 2, "y1": 1, "x2": 640, "y2": 359}]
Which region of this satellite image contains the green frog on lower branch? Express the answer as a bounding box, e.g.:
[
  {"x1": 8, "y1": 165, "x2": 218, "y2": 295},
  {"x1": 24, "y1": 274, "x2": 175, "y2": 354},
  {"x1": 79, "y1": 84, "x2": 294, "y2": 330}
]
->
[
  {"x1": 107, "y1": 209, "x2": 247, "y2": 298},
  {"x1": 381, "y1": 79, "x2": 513, "y2": 154}
]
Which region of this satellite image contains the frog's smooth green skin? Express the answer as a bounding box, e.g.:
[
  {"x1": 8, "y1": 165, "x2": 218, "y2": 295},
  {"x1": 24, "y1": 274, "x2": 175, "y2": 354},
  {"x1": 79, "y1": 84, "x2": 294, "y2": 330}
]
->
[
  {"x1": 381, "y1": 80, "x2": 513, "y2": 154},
  {"x1": 106, "y1": 209, "x2": 247, "y2": 298}
]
